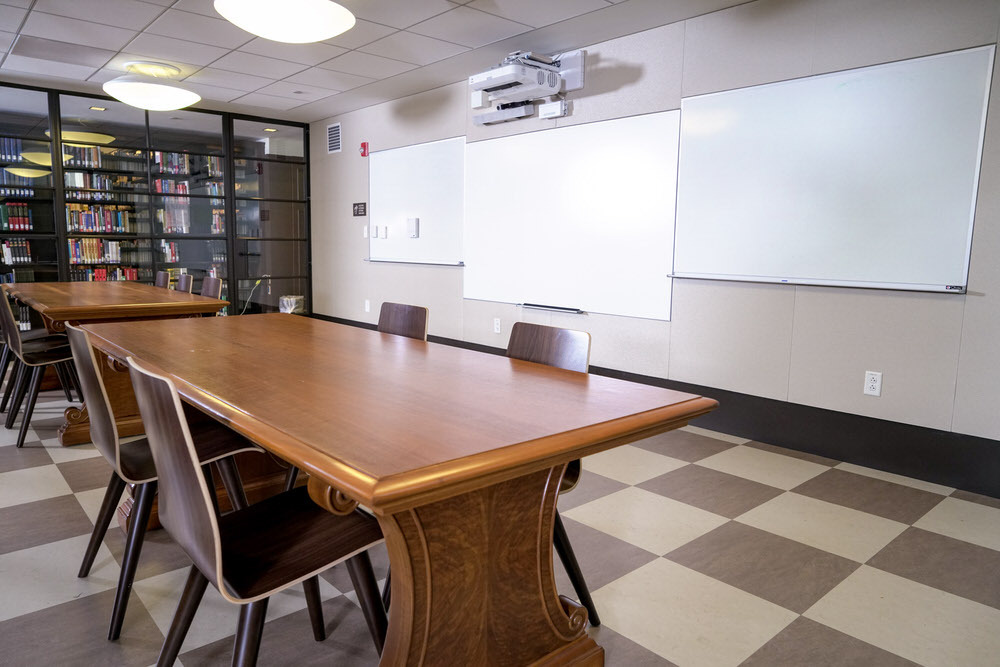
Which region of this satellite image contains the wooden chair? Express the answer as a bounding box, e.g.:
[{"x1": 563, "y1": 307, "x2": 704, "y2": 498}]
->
[
  {"x1": 154, "y1": 271, "x2": 170, "y2": 288},
  {"x1": 201, "y1": 276, "x2": 223, "y2": 300},
  {"x1": 67, "y1": 324, "x2": 262, "y2": 641},
  {"x1": 506, "y1": 321, "x2": 600, "y2": 626},
  {"x1": 127, "y1": 355, "x2": 388, "y2": 667},
  {"x1": 377, "y1": 302, "x2": 428, "y2": 340},
  {"x1": 176, "y1": 274, "x2": 194, "y2": 294},
  {"x1": 0, "y1": 302, "x2": 78, "y2": 412}
]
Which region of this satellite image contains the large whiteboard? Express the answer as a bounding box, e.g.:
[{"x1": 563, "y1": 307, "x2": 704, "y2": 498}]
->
[
  {"x1": 464, "y1": 111, "x2": 679, "y2": 320},
  {"x1": 674, "y1": 46, "x2": 994, "y2": 292},
  {"x1": 369, "y1": 137, "x2": 464, "y2": 264}
]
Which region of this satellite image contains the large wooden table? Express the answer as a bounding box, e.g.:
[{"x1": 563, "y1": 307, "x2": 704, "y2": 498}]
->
[{"x1": 83, "y1": 314, "x2": 718, "y2": 666}]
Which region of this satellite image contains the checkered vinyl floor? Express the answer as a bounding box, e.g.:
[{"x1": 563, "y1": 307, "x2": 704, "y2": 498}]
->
[{"x1": 1, "y1": 390, "x2": 999, "y2": 666}]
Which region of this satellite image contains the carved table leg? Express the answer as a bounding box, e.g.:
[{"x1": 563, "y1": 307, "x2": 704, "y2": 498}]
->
[
  {"x1": 58, "y1": 350, "x2": 144, "y2": 446},
  {"x1": 374, "y1": 465, "x2": 604, "y2": 667}
]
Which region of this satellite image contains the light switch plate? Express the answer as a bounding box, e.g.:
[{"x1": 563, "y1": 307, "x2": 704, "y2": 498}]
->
[{"x1": 407, "y1": 217, "x2": 419, "y2": 238}]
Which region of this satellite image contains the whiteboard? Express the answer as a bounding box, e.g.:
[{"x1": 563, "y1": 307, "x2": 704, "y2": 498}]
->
[
  {"x1": 674, "y1": 46, "x2": 994, "y2": 292},
  {"x1": 369, "y1": 137, "x2": 464, "y2": 264},
  {"x1": 464, "y1": 111, "x2": 679, "y2": 320}
]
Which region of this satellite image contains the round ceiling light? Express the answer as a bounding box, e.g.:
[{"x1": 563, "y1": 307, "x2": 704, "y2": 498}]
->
[
  {"x1": 20, "y1": 151, "x2": 72, "y2": 167},
  {"x1": 4, "y1": 167, "x2": 51, "y2": 179},
  {"x1": 45, "y1": 130, "x2": 117, "y2": 146},
  {"x1": 102, "y1": 62, "x2": 201, "y2": 112},
  {"x1": 214, "y1": 0, "x2": 355, "y2": 43}
]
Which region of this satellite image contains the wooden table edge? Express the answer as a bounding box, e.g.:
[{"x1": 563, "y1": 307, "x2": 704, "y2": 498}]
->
[{"x1": 2, "y1": 284, "x2": 228, "y2": 320}]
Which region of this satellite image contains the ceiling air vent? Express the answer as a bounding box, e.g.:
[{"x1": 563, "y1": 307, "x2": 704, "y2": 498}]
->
[{"x1": 327, "y1": 123, "x2": 342, "y2": 154}]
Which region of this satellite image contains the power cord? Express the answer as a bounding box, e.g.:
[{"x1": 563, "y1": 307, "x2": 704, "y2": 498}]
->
[{"x1": 239, "y1": 274, "x2": 271, "y2": 315}]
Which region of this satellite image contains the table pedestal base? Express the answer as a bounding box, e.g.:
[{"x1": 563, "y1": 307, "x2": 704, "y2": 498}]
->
[{"x1": 377, "y1": 465, "x2": 604, "y2": 666}]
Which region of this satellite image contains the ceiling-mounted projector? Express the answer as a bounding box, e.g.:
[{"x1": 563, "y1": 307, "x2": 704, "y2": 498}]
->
[{"x1": 469, "y1": 51, "x2": 585, "y2": 124}]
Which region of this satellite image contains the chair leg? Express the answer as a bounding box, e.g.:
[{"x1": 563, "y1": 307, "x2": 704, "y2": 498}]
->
[
  {"x1": 4, "y1": 361, "x2": 28, "y2": 428},
  {"x1": 156, "y1": 566, "x2": 209, "y2": 667},
  {"x1": 79, "y1": 471, "x2": 127, "y2": 578},
  {"x1": 233, "y1": 598, "x2": 269, "y2": 667},
  {"x1": 66, "y1": 361, "x2": 83, "y2": 403},
  {"x1": 108, "y1": 480, "x2": 157, "y2": 640},
  {"x1": 0, "y1": 344, "x2": 11, "y2": 399},
  {"x1": 214, "y1": 457, "x2": 249, "y2": 511},
  {"x1": 553, "y1": 512, "x2": 600, "y2": 627},
  {"x1": 16, "y1": 366, "x2": 44, "y2": 448},
  {"x1": 381, "y1": 568, "x2": 391, "y2": 611},
  {"x1": 54, "y1": 362, "x2": 74, "y2": 402},
  {"x1": 0, "y1": 357, "x2": 21, "y2": 414},
  {"x1": 302, "y1": 575, "x2": 326, "y2": 641},
  {"x1": 283, "y1": 465, "x2": 299, "y2": 492},
  {"x1": 346, "y1": 551, "x2": 387, "y2": 655}
]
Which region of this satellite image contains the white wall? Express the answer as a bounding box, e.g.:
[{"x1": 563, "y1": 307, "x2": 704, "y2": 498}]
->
[{"x1": 310, "y1": 0, "x2": 1000, "y2": 441}]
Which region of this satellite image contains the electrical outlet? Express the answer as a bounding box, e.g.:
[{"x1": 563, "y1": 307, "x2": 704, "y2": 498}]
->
[
  {"x1": 493, "y1": 317, "x2": 501, "y2": 334},
  {"x1": 864, "y1": 371, "x2": 882, "y2": 396},
  {"x1": 364, "y1": 299, "x2": 370, "y2": 313}
]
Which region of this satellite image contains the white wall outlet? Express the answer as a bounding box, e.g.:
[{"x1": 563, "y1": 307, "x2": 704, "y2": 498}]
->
[
  {"x1": 493, "y1": 317, "x2": 501, "y2": 334},
  {"x1": 364, "y1": 299, "x2": 370, "y2": 313},
  {"x1": 864, "y1": 371, "x2": 882, "y2": 396}
]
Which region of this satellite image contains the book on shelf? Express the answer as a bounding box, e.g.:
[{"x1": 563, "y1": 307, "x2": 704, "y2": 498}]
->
[
  {"x1": 0, "y1": 202, "x2": 33, "y2": 231},
  {"x1": 159, "y1": 239, "x2": 181, "y2": 263},
  {"x1": 64, "y1": 146, "x2": 145, "y2": 170},
  {"x1": 152, "y1": 178, "x2": 189, "y2": 194},
  {"x1": 70, "y1": 266, "x2": 139, "y2": 282},
  {"x1": 152, "y1": 151, "x2": 190, "y2": 175},
  {"x1": 0, "y1": 268, "x2": 35, "y2": 284},
  {"x1": 1, "y1": 137, "x2": 25, "y2": 163},
  {"x1": 66, "y1": 203, "x2": 132, "y2": 233},
  {"x1": 67, "y1": 237, "x2": 148, "y2": 265},
  {"x1": 1, "y1": 238, "x2": 33, "y2": 265},
  {"x1": 65, "y1": 172, "x2": 141, "y2": 191}
]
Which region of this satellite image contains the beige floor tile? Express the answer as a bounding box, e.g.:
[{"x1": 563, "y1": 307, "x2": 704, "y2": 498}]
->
[
  {"x1": 134, "y1": 567, "x2": 343, "y2": 654},
  {"x1": 563, "y1": 487, "x2": 727, "y2": 555},
  {"x1": 594, "y1": 559, "x2": 796, "y2": 666},
  {"x1": 680, "y1": 425, "x2": 751, "y2": 445},
  {"x1": 913, "y1": 497, "x2": 1000, "y2": 551},
  {"x1": 805, "y1": 565, "x2": 1000, "y2": 667},
  {"x1": 0, "y1": 464, "x2": 72, "y2": 509},
  {"x1": 582, "y1": 445, "x2": 688, "y2": 485},
  {"x1": 0, "y1": 534, "x2": 120, "y2": 622},
  {"x1": 835, "y1": 462, "x2": 955, "y2": 496},
  {"x1": 74, "y1": 486, "x2": 124, "y2": 525},
  {"x1": 736, "y1": 493, "x2": 906, "y2": 562},
  {"x1": 43, "y1": 440, "x2": 102, "y2": 464},
  {"x1": 696, "y1": 445, "x2": 828, "y2": 490},
  {"x1": 0, "y1": 428, "x2": 36, "y2": 448}
]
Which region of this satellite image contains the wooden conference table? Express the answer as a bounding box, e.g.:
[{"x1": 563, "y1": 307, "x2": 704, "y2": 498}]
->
[{"x1": 83, "y1": 314, "x2": 718, "y2": 666}]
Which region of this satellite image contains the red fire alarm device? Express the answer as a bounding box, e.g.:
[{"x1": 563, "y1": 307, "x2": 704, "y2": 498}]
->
[{"x1": 360, "y1": 142, "x2": 369, "y2": 157}]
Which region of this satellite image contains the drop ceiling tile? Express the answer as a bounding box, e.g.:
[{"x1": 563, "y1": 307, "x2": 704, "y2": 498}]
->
[
  {"x1": 32, "y1": 0, "x2": 166, "y2": 30},
  {"x1": 20, "y1": 11, "x2": 137, "y2": 50},
  {"x1": 0, "y1": 0, "x2": 31, "y2": 8},
  {"x1": 336, "y1": 0, "x2": 455, "y2": 29},
  {"x1": 409, "y1": 6, "x2": 530, "y2": 48},
  {"x1": 178, "y1": 81, "x2": 247, "y2": 102},
  {"x1": 323, "y1": 19, "x2": 396, "y2": 50},
  {"x1": 145, "y1": 9, "x2": 253, "y2": 49},
  {"x1": 137, "y1": 0, "x2": 173, "y2": 5},
  {"x1": 0, "y1": 30, "x2": 14, "y2": 52},
  {"x1": 124, "y1": 32, "x2": 229, "y2": 66},
  {"x1": 0, "y1": 5, "x2": 25, "y2": 32},
  {"x1": 1, "y1": 54, "x2": 97, "y2": 80},
  {"x1": 254, "y1": 81, "x2": 337, "y2": 102},
  {"x1": 231, "y1": 92, "x2": 305, "y2": 111},
  {"x1": 285, "y1": 66, "x2": 373, "y2": 92},
  {"x1": 104, "y1": 53, "x2": 202, "y2": 78},
  {"x1": 211, "y1": 51, "x2": 308, "y2": 79},
  {"x1": 184, "y1": 67, "x2": 273, "y2": 92},
  {"x1": 170, "y1": 0, "x2": 218, "y2": 18},
  {"x1": 359, "y1": 30, "x2": 467, "y2": 65},
  {"x1": 239, "y1": 38, "x2": 346, "y2": 66},
  {"x1": 466, "y1": 0, "x2": 611, "y2": 28},
  {"x1": 320, "y1": 50, "x2": 415, "y2": 79},
  {"x1": 9, "y1": 34, "x2": 115, "y2": 67},
  {"x1": 87, "y1": 67, "x2": 126, "y2": 84}
]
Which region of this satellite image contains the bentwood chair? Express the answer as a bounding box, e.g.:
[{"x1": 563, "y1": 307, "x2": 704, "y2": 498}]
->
[
  {"x1": 67, "y1": 324, "x2": 262, "y2": 641},
  {"x1": 201, "y1": 276, "x2": 223, "y2": 299},
  {"x1": 127, "y1": 356, "x2": 388, "y2": 667},
  {"x1": 154, "y1": 271, "x2": 170, "y2": 288},
  {"x1": 176, "y1": 274, "x2": 194, "y2": 294},
  {"x1": 0, "y1": 302, "x2": 78, "y2": 411},
  {"x1": 506, "y1": 321, "x2": 600, "y2": 626}
]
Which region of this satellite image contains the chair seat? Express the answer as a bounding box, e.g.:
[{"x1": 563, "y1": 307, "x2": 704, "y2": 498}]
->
[
  {"x1": 21, "y1": 329, "x2": 65, "y2": 344},
  {"x1": 19, "y1": 341, "x2": 73, "y2": 365},
  {"x1": 219, "y1": 486, "x2": 383, "y2": 600}
]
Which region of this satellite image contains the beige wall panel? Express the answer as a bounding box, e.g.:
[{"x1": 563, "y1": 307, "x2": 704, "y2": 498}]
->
[
  {"x1": 788, "y1": 287, "x2": 965, "y2": 431},
  {"x1": 668, "y1": 279, "x2": 795, "y2": 400},
  {"x1": 547, "y1": 310, "x2": 671, "y2": 378},
  {"x1": 359, "y1": 81, "x2": 467, "y2": 152},
  {"x1": 363, "y1": 263, "x2": 465, "y2": 339},
  {"x1": 681, "y1": 0, "x2": 817, "y2": 97},
  {"x1": 810, "y1": 0, "x2": 1000, "y2": 76},
  {"x1": 463, "y1": 299, "x2": 521, "y2": 348}
]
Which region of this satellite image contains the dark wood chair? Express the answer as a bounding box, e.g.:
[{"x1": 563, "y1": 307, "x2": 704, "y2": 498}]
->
[
  {"x1": 201, "y1": 276, "x2": 223, "y2": 300},
  {"x1": 176, "y1": 274, "x2": 194, "y2": 294},
  {"x1": 0, "y1": 302, "x2": 78, "y2": 412},
  {"x1": 154, "y1": 271, "x2": 170, "y2": 288},
  {"x1": 506, "y1": 321, "x2": 600, "y2": 626},
  {"x1": 377, "y1": 302, "x2": 428, "y2": 340},
  {"x1": 67, "y1": 324, "x2": 262, "y2": 641},
  {"x1": 127, "y1": 355, "x2": 388, "y2": 667}
]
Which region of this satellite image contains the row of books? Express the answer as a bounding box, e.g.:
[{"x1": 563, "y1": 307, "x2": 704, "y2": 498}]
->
[
  {"x1": 1, "y1": 171, "x2": 45, "y2": 188},
  {"x1": 1, "y1": 203, "x2": 34, "y2": 231},
  {"x1": 65, "y1": 203, "x2": 134, "y2": 233},
  {"x1": 151, "y1": 152, "x2": 225, "y2": 178},
  {"x1": 69, "y1": 267, "x2": 140, "y2": 282},
  {"x1": 1, "y1": 239, "x2": 33, "y2": 265},
  {"x1": 15, "y1": 304, "x2": 31, "y2": 331},
  {"x1": 68, "y1": 238, "x2": 147, "y2": 265},
  {"x1": 66, "y1": 190, "x2": 134, "y2": 203},
  {"x1": 0, "y1": 186, "x2": 38, "y2": 198},
  {"x1": 159, "y1": 240, "x2": 182, "y2": 263},
  {"x1": 64, "y1": 146, "x2": 145, "y2": 170},
  {"x1": 1, "y1": 137, "x2": 30, "y2": 163},
  {"x1": 0, "y1": 269, "x2": 37, "y2": 284},
  {"x1": 152, "y1": 179, "x2": 189, "y2": 194},
  {"x1": 65, "y1": 172, "x2": 141, "y2": 191}
]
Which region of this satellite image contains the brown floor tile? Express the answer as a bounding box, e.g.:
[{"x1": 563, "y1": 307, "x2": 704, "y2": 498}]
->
[
  {"x1": 631, "y1": 429, "x2": 736, "y2": 462},
  {"x1": 26, "y1": 415, "x2": 69, "y2": 440},
  {"x1": 667, "y1": 522, "x2": 859, "y2": 613},
  {"x1": 741, "y1": 617, "x2": 919, "y2": 666},
  {"x1": 104, "y1": 524, "x2": 192, "y2": 581},
  {"x1": 951, "y1": 489, "x2": 1000, "y2": 510},
  {"x1": 638, "y1": 465, "x2": 783, "y2": 519},
  {"x1": 320, "y1": 542, "x2": 390, "y2": 594},
  {"x1": 554, "y1": 516, "x2": 658, "y2": 594},
  {"x1": 0, "y1": 494, "x2": 93, "y2": 556},
  {"x1": 0, "y1": 441, "x2": 52, "y2": 473},
  {"x1": 792, "y1": 468, "x2": 944, "y2": 524},
  {"x1": 557, "y1": 470, "x2": 629, "y2": 512},
  {"x1": 868, "y1": 527, "x2": 1000, "y2": 610},
  {"x1": 179, "y1": 595, "x2": 379, "y2": 666},
  {"x1": 0, "y1": 587, "x2": 164, "y2": 666},
  {"x1": 744, "y1": 441, "x2": 840, "y2": 466},
  {"x1": 56, "y1": 456, "x2": 113, "y2": 493},
  {"x1": 589, "y1": 624, "x2": 678, "y2": 666}
]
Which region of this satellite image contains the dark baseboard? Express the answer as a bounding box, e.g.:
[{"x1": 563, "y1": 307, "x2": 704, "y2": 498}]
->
[{"x1": 311, "y1": 313, "x2": 1000, "y2": 498}]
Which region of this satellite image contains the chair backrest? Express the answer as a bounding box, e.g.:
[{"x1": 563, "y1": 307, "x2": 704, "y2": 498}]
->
[
  {"x1": 154, "y1": 271, "x2": 170, "y2": 288},
  {"x1": 65, "y1": 325, "x2": 122, "y2": 472},
  {"x1": 127, "y1": 356, "x2": 223, "y2": 594},
  {"x1": 201, "y1": 276, "x2": 223, "y2": 300},
  {"x1": 377, "y1": 302, "x2": 428, "y2": 340},
  {"x1": 506, "y1": 322, "x2": 591, "y2": 373},
  {"x1": 176, "y1": 274, "x2": 194, "y2": 294},
  {"x1": 0, "y1": 296, "x2": 21, "y2": 358}
]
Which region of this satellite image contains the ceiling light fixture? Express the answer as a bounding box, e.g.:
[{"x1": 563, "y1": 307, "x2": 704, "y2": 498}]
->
[
  {"x1": 45, "y1": 129, "x2": 116, "y2": 146},
  {"x1": 4, "y1": 167, "x2": 51, "y2": 179},
  {"x1": 214, "y1": 0, "x2": 355, "y2": 44},
  {"x1": 20, "y1": 151, "x2": 72, "y2": 167},
  {"x1": 102, "y1": 62, "x2": 201, "y2": 112},
  {"x1": 263, "y1": 128, "x2": 278, "y2": 132},
  {"x1": 89, "y1": 106, "x2": 107, "y2": 111}
]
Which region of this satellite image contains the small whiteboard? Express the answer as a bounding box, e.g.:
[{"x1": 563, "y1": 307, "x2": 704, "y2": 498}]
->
[
  {"x1": 369, "y1": 137, "x2": 464, "y2": 264},
  {"x1": 464, "y1": 111, "x2": 679, "y2": 320},
  {"x1": 674, "y1": 46, "x2": 994, "y2": 292}
]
